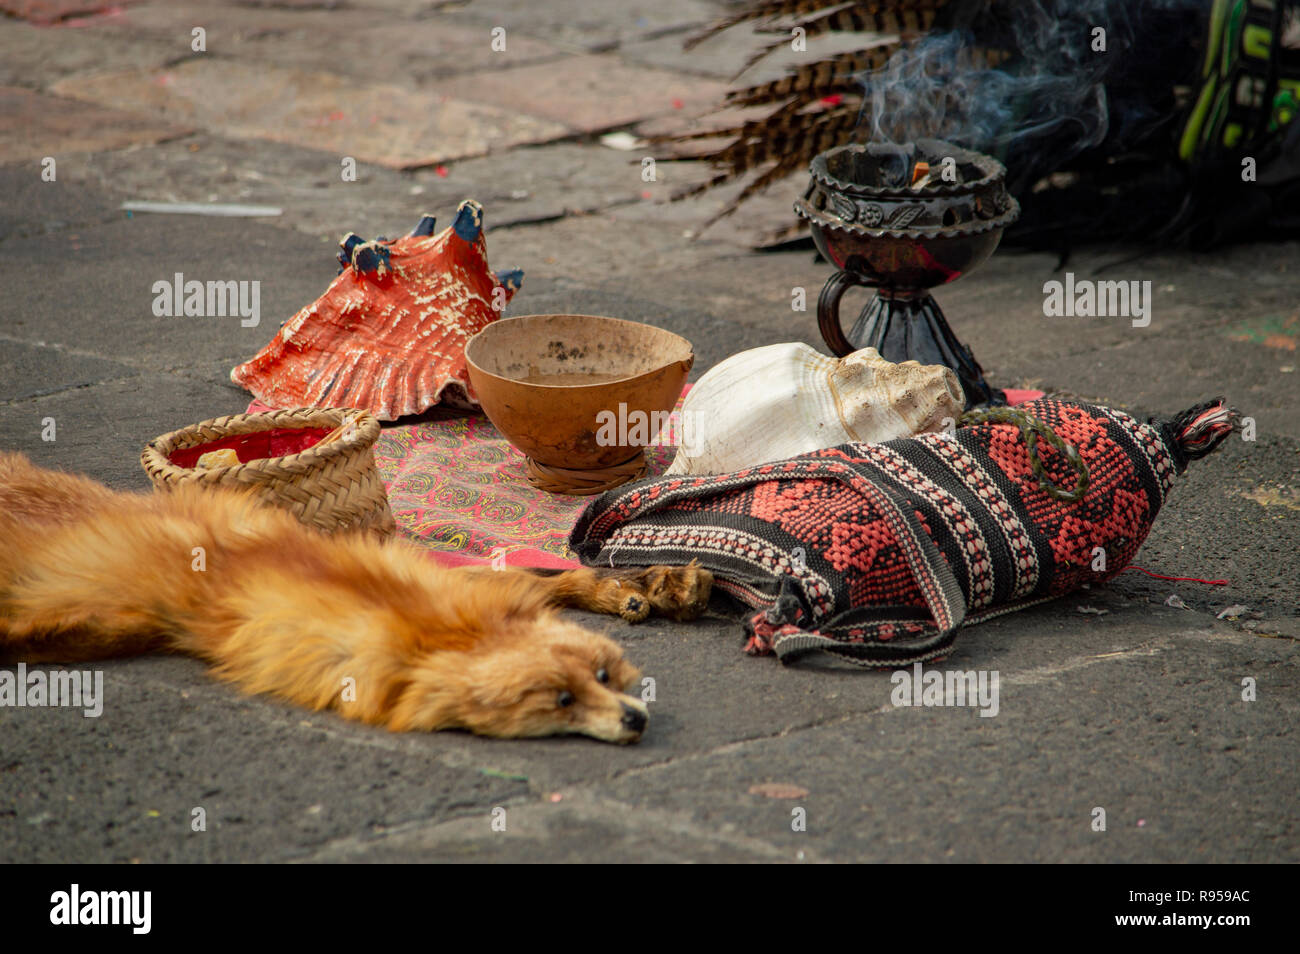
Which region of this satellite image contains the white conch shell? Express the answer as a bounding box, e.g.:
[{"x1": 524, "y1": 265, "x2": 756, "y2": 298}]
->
[{"x1": 666, "y1": 343, "x2": 963, "y2": 476}]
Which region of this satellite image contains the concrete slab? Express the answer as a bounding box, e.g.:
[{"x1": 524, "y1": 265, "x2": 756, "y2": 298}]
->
[
  {"x1": 81, "y1": 3, "x2": 566, "y2": 83},
  {"x1": 934, "y1": 244, "x2": 1300, "y2": 440},
  {"x1": 242, "y1": 13, "x2": 568, "y2": 83},
  {"x1": 609, "y1": 176, "x2": 811, "y2": 249},
  {"x1": 271, "y1": 618, "x2": 1298, "y2": 862},
  {"x1": 0, "y1": 160, "x2": 124, "y2": 243},
  {"x1": 1121, "y1": 434, "x2": 1300, "y2": 620},
  {"x1": 0, "y1": 374, "x2": 250, "y2": 489},
  {"x1": 432, "y1": 54, "x2": 729, "y2": 134},
  {"x1": 445, "y1": 0, "x2": 720, "y2": 53},
  {"x1": 57, "y1": 134, "x2": 655, "y2": 241},
  {"x1": 0, "y1": 654, "x2": 531, "y2": 862},
  {"x1": 236, "y1": 0, "x2": 348, "y2": 8},
  {"x1": 300, "y1": 788, "x2": 790, "y2": 862},
  {"x1": 619, "y1": 20, "x2": 885, "y2": 82},
  {"x1": 671, "y1": 628, "x2": 1293, "y2": 863},
  {"x1": 50, "y1": 59, "x2": 570, "y2": 168},
  {"x1": 0, "y1": 211, "x2": 334, "y2": 384},
  {"x1": 0, "y1": 17, "x2": 177, "y2": 89},
  {"x1": 0, "y1": 337, "x2": 136, "y2": 402},
  {"x1": 0, "y1": 87, "x2": 191, "y2": 165},
  {"x1": 0, "y1": 0, "x2": 142, "y2": 25},
  {"x1": 485, "y1": 209, "x2": 745, "y2": 290}
]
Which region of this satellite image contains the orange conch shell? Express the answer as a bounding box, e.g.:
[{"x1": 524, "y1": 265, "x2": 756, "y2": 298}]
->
[{"x1": 231, "y1": 199, "x2": 522, "y2": 420}]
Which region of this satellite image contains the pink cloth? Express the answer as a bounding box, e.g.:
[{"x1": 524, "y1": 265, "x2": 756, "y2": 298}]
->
[{"x1": 1005, "y1": 388, "x2": 1045, "y2": 405}]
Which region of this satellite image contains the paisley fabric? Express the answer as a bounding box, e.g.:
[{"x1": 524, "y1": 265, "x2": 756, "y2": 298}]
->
[{"x1": 375, "y1": 407, "x2": 676, "y2": 565}]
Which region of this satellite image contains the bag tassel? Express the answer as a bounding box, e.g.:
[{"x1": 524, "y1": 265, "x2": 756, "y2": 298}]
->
[{"x1": 1163, "y1": 398, "x2": 1238, "y2": 465}]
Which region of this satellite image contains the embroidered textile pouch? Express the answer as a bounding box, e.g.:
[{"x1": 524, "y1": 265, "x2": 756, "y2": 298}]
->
[{"x1": 570, "y1": 399, "x2": 1235, "y2": 666}]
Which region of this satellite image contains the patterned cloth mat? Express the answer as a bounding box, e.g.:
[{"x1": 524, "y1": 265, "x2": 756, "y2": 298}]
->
[
  {"x1": 374, "y1": 407, "x2": 681, "y2": 568},
  {"x1": 249, "y1": 394, "x2": 688, "y2": 568},
  {"x1": 249, "y1": 387, "x2": 1043, "y2": 569}
]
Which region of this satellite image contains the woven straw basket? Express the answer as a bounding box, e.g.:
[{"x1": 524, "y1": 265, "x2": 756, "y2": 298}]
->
[{"x1": 141, "y1": 407, "x2": 396, "y2": 538}]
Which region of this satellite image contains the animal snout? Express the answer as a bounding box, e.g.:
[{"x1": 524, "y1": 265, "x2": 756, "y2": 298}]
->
[{"x1": 620, "y1": 702, "x2": 647, "y2": 734}]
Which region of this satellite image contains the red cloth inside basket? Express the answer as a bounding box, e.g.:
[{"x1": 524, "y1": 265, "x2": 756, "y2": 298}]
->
[{"x1": 169, "y1": 427, "x2": 335, "y2": 469}]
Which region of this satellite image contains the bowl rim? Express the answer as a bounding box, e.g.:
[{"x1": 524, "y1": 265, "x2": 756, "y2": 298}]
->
[
  {"x1": 465, "y1": 313, "x2": 694, "y2": 389},
  {"x1": 809, "y1": 139, "x2": 1007, "y2": 199},
  {"x1": 794, "y1": 194, "x2": 1020, "y2": 241}
]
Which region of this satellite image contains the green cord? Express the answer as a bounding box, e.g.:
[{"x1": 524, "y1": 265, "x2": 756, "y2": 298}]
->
[{"x1": 960, "y1": 407, "x2": 1090, "y2": 503}]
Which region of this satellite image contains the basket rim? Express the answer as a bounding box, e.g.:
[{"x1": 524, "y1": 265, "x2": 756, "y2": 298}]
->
[{"x1": 140, "y1": 407, "x2": 381, "y2": 479}]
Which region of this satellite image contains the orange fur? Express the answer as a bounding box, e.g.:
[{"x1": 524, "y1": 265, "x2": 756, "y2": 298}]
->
[{"x1": 0, "y1": 453, "x2": 711, "y2": 743}]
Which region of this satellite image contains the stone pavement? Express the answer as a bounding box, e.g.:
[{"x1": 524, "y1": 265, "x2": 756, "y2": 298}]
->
[{"x1": 0, "y1": 0, "x2": 1296, "y2": 863}]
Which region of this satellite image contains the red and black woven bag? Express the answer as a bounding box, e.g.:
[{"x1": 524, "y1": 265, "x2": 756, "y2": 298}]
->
[{"x1": 570, "y1": 398, "x2": 1236, "y2": 666}]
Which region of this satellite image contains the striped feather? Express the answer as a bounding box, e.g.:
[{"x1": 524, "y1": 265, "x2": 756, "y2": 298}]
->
[
  {"x1": 670, "y1": 0, "x2": 1016, "y2": 238},
  {"x1": 735, "y1": 5, "x2": 942, "y2": 78},
  {"x1": 724, "y1": 45, "x2": 901, "y2": 106},
  {"x1": 752, "y1": 1, "x2": 947, "y2": 38},
  {"x1": 684, "y1": 0, "x2": 866, "y2": 50}
]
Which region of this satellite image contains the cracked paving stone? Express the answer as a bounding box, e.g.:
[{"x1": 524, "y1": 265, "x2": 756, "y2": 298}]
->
[
  {"x1": 0, "y1": 212, "x2": 329, "y2": 363},
  {"x1": 0, "y1": 339, "x2": 137, "y2": 402},
  {"x1": 0, "y1": 86, "x2": 192, "y2": 165},
  {"x1": 56, "y1": 135, "x2": 656, "y2": 241},
  {"x1": 50, "y1": 60, "x2": 571, "y2": 168},
  {"x1": 592, "y1": 627, "x2": 1298, "y2": 863},
  {"x1": 0, "y1": 375, "x2": 251, "y2": 489},
  {"x1": 432, "y1": 54, "x2": 730, "y2": 134},
  {"x1": 446, "y1": 0, "x2": 720, "y2": 53},
  {"x1": 0, "y1": 17, "x2": 177, "y2": 88},
  {"x1": 0, "y1": 160, "x2": 123, "y2": 243},
  {"x1": 82, "y1": 3, "x2": 566, "y2": 83},
  {"x1": 0, "y1": 0, "x2": 144, "y2": 25},
  {"x1": 0, "y1": 654, "x2": 529, "y2": 862}
]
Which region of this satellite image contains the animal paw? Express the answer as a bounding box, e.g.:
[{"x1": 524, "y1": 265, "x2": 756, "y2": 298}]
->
[
  {"x1": 591, "y1": 578, "x2": 651, "y2": 623},
  {"x1": 618, "y1": 593, "x2": 650, "y2": 623},
  {"x1": 632, "y1": 562, "x2": 713, "y2": 621},
  {"x1": 578, "y1": 564, "x2": 713, "y2": 622}
]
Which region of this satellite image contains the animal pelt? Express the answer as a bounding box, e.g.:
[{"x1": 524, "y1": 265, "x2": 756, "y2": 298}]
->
[{"x1": 0, "y1": 453, "x2": 711, "y2": 743}]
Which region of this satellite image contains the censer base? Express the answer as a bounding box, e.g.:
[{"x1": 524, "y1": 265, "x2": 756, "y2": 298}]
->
[{"x1": 843, "y1": 289, "x2": 1006, "y2": 409}]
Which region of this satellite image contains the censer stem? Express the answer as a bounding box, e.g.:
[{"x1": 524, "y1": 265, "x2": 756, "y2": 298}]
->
[{"x1": 846, "y1": 290, "x2": 1006, "y2": 408}]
